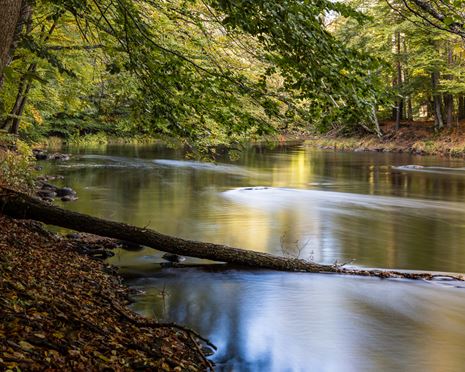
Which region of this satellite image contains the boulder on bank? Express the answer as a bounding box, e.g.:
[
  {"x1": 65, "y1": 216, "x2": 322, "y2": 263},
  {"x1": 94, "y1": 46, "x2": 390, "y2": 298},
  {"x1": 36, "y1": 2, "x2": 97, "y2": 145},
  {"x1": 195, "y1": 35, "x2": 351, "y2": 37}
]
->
[
  {"x1": 35, "y1": 179, "x2": 78, "y2": 203},
  {"x1": 50, "y1": 153, "x2": 70, "y2": 161},
  {"x1": 32, "y1": 149, "x2": 48, "y2": 160},
  {"x1": 61, "y1": 195, "x2": 78, "y2": 202},
  {"x1": 56, "y1": 187, "x2": 77, "y2": 197},
  {"x1": 37, "y1": 189, "x2": 57, "y2": 199},
  {"x1": 162, "y1": 253, "x2": 186, "y2": 263},
  {"x1": 32, "y1": 149, "x2": 71, "y2": 162}
]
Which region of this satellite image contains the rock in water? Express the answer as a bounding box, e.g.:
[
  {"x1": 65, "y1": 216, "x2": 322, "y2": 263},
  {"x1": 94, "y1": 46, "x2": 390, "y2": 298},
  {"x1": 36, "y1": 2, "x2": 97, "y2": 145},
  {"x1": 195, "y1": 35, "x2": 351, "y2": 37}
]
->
[
  {"x1": 61, "y1": 195, "x2": 78, "y2": 202},
  {"x1": 50, "y1": 153, "x2": 71, "y2": 161},
  {"x1": 33, "y1": 148, "x2": 49, "y2": 160},
  {"x1": 56, "y1": 187, "x2": 77, "y2": 197},
  {"x1": 119, "y1": 240, "x2": 143, "y2": 251},
  {"x1": 162, "y1": 253, "x2": 186, "y2": 263},
  {"x1": 403, "y1": 165, "x2": 424, "y2": 169}
]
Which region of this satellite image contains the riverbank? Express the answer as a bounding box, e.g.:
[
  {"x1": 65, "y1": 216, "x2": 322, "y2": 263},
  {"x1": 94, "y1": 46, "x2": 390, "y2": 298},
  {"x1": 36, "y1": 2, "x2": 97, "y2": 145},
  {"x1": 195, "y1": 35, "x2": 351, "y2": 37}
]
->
[
  {"x1": 0, "y1": 214, "x2": 211, "y2": 370},
  {"x1": 305, "y1": 121, "x2": 465, "y2": 158}
]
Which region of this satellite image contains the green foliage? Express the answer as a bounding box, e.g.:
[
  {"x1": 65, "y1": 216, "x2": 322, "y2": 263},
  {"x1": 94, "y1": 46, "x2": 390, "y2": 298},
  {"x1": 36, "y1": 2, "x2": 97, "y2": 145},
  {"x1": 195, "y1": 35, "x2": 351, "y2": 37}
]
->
[
  {"x1": 334, "y1": 0, "x2": 465, "y2": 125},
  {"x1": 1, "y1": 0, "x2": 392, "y2": 143},
  {"x1": 0, "y1": 137, "x2": 35, "y2": 191}
]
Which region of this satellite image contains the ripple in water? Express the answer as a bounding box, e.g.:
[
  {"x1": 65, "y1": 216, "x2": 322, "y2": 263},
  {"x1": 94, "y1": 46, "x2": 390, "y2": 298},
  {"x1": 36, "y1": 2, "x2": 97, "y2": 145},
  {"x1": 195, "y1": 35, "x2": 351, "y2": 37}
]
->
[
  {"x1": 393, "y1": 165, "x2": 465, "y2": 175},
  {"x1": 153, "y1": 159, "x2": 256, "y2": 176},
  {"x1": 222, "y1": 187, "x2": 465, "y2": 213}
]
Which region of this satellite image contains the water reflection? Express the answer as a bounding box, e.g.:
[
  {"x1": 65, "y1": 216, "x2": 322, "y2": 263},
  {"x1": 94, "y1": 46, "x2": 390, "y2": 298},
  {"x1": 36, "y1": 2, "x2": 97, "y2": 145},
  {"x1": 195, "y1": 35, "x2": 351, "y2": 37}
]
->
[
  {"x1": 130, "y1": 269, "x2": 465, "y2": 372},
  {"x1": 49, "y1": 143, "x2": 465, "y2": 371},
  {"x1": 52, "y1": 143, "x2": 465, "y2": 272}
]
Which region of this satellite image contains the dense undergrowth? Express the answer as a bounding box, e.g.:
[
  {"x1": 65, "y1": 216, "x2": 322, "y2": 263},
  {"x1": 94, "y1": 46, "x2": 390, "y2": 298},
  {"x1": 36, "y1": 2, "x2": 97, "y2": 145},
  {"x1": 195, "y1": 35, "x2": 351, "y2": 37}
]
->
[{"x1": 0, "y1": 134, "x2": 35, "y2": 191}]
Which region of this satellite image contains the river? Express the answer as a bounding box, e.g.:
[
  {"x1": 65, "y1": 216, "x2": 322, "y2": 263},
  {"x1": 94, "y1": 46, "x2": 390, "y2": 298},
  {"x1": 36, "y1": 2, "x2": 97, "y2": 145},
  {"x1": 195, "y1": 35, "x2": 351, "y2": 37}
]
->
[{"x1": 48, "y1": 142, "x2": 465, "y2": 371}]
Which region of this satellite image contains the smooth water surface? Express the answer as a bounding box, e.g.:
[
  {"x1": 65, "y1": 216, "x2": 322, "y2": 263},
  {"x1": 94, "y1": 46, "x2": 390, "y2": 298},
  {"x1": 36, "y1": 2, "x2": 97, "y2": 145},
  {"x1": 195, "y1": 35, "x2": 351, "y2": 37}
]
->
[{"x1": 49, "y1": 143, "x2": 465, "y2": 371}]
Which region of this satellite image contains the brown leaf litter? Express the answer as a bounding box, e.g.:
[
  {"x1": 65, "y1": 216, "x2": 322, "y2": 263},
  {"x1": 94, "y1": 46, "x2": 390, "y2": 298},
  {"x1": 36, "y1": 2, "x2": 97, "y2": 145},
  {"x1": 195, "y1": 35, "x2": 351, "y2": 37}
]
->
[{"x1": 0, "y1": 215, "x2": 213, "y2": 371}]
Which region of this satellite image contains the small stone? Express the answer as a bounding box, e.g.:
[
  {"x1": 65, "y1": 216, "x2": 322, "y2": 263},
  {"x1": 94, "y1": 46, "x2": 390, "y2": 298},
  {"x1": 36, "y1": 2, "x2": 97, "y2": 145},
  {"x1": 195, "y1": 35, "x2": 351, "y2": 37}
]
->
[
  {"x1": 162, "y1": 253, "x2": 186, "y2": 263},
  {"x1": 35, "y1": 153, "x2": 48, "y2": 160},
  {"x1": 119, "y1": 240, "x2": 143, "y2": 251},
  {"x1": 37, "y1": 189, "x2": 57, "y2": 198},
  {"x1": 61, "y1": 195, "x2": 78, "y2": 202},
  {"x1": 41, "y1": 182, "x2": 57, "y2": 191},
  {"x1": 66, "y1": 233, "x2": 81, "y2": 239},
  {"x1": 56, "y1": 187, "x2": 76, "y2": 197}
]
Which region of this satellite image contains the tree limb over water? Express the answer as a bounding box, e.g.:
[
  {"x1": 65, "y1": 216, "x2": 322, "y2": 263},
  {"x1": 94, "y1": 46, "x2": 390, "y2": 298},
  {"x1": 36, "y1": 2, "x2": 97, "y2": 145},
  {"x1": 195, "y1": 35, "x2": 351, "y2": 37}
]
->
[{"x1": 1, "y1": 188, "x2": 463, "y2": 282}]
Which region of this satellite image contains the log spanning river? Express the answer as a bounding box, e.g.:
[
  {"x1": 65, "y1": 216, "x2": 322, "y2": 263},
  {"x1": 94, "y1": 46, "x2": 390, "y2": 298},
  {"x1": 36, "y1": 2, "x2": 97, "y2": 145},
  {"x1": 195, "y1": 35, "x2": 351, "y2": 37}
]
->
[{"x1": 48, "y1": 142, "x2": 465, "y2": 371}]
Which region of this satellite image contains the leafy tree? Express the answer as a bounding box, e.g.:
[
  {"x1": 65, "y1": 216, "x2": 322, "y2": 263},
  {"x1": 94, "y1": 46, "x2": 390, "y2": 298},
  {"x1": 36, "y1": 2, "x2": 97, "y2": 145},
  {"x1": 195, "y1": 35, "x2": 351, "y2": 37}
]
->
[{"x1": 0, "y1": 0, "x2": 385, "y2": 142}]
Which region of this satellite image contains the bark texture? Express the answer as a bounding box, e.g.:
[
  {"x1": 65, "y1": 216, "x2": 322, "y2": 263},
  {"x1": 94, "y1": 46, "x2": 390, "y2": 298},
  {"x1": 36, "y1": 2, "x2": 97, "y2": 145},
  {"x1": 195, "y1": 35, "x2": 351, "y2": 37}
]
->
[
  {"x1": 432, "y1": 71, "x2": 444, "y2": 129},
  {"x1": 0, "y1": 0, "x2": 22, "y2": 82},
  {"x1": 0, "y1": 188, "x2": 463, "y2": 281}
]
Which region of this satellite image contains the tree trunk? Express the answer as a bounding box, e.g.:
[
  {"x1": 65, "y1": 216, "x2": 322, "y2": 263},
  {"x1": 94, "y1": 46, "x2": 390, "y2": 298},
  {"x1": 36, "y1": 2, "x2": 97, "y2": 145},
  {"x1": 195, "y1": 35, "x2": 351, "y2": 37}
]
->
[
  {"x1": 444, "y1": 44, "x2": 454, "y2": 128},
  {"x1": 0, "y1": 0, "x2": 32, "y2": 88},
  {"x1": 395, "y1": 32, "x2": 403, "y2": 130},
  {"x1": 432, "y1": 71, "x2": 444, "y2": 129},
  {"x1": 2, "y1": 63, "x2": 35, "y2": 131},
  {"x1": 2, "y1": 17, "x2": 57, "y2": 132},
  {"x1": 406, "y1": 97, "x2": 413, "y2": 121},
  {"x1": 0, "y1": 0, "x2": 22, "y2": 83},
  {"x1": 444, "y1": 94, "x2": 454, "y2": 129},
  {"x1": 8, "y1": 80, "x2": 31, "y2": 134},
  {"x1": 402, "y1": 35, "x2": 413, "y2": 122},
  {"x1": 0, "y1": 188, "x2": 462, "y2": 281},
  {"x1": 459, "y1": 95, "x2": 465, "y2": 120}
]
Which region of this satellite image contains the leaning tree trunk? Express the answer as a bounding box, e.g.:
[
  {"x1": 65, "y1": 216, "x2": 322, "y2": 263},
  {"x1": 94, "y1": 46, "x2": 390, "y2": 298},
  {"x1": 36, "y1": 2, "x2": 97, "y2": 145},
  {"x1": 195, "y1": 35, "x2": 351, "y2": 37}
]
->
[
  {"x1": 0, "y1": 188, "x2": 462, "y2": 281},
  {"x1": 2, "y1": 63, "x2": 35, "y2": 131},
  {"x1": 9, "y1": 80, "x2": 31, "y2": 134},
  {"x1": 3, "y1": 17, "x2": 58, "y2": 132}
]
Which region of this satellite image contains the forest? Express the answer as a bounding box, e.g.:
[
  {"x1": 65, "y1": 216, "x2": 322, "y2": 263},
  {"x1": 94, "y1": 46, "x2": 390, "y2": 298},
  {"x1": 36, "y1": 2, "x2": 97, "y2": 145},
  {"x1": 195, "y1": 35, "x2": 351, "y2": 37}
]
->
[
  {"x1": 1, "y1": 0, "x2": 464, "y2": 146},
  {"x1": 2, "y1": 0, "x2": 465, "y2": 371}
]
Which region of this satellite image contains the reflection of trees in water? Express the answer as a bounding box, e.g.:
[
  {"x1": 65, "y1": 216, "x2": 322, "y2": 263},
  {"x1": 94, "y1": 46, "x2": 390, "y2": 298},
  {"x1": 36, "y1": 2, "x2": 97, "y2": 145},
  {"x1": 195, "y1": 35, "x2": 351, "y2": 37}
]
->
[
  {"x1": 329, "y1": 204, "x2": 465, "y2": 272},
  {"x1": 134, "y1": 272, "x2": 465, "y2": 371},
  {"x1": 57, "y1": 144, "x2": 465, "y2": 272},
  {"x1": 133, "y1": 274, "x2": 252, "y2": 367}
]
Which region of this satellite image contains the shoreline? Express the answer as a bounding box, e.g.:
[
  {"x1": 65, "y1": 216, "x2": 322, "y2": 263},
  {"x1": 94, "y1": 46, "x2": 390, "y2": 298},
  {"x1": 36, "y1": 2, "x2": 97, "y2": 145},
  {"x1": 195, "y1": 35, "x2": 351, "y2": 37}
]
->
[
  {"x1": 0, "y1": 215, "x2": 211, "y2": 371},
  {"x1": 300, "y1": 125, "x2": 465, "y2": 159}
]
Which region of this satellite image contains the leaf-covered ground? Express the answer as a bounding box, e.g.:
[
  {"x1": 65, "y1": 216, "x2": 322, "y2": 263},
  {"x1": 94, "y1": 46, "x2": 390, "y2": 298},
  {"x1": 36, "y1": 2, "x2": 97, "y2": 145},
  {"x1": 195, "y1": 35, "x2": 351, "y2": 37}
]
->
[{"x1": 0, "y1": 215, "x2": 211, "y2": 371}]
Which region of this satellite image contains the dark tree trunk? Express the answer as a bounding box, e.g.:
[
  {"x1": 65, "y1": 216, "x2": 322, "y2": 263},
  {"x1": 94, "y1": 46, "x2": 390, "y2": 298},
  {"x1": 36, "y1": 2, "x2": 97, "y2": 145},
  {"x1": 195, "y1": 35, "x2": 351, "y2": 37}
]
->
[
  {"x1": 3, "y1": 17, "x2": 57, "y2": 132},
  {"x1": 0, "y1": 0, "x2": 22, "y2": 83},
  {"x1": 8, "y1": 80, "x2": 31, "y2": 134},
  {"x1": 2, "y1": 63, "x2": 35, "y2": 131},
  {"x1": 444, "y1": 94, "x2": 454, "y2": 129},
  {"x1": 459, "y1": 95, "x2": 465, "y2": 120},
  {"x1": 0, "y1": 188, "x2": 462, "y2": 281},
  {"x1": 432, "y1": 71, "x2": 444, "y2": 129},
  {"x1": 0, "y1": 0, "x2": 32, "y2": 88}
]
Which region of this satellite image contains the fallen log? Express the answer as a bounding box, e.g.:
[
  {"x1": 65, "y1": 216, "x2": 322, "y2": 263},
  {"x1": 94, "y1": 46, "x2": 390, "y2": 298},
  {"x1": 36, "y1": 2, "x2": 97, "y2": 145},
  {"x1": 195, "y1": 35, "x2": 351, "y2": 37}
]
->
[{"x1": 1, "y1": 188, "x2": 463, "y2": 281}]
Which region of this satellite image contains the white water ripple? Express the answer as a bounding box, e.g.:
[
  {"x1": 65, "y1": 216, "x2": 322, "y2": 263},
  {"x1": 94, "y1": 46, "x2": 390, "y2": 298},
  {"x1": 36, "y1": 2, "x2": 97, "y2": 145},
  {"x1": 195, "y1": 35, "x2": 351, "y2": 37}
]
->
[{"x1": 222, "y1": 187, "x2": 465, "y2": 214}]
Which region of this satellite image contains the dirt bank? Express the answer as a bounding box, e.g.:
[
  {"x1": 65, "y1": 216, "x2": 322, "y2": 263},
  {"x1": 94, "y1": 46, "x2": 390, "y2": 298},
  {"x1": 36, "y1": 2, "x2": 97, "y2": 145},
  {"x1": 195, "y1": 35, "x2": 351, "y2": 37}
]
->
[
  {"x1": 0, "y1": 215, "x2": 212, "y2": 371},
  {"x1": 305, "y1": 121, "x2": 465, "y2": 158}
]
